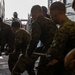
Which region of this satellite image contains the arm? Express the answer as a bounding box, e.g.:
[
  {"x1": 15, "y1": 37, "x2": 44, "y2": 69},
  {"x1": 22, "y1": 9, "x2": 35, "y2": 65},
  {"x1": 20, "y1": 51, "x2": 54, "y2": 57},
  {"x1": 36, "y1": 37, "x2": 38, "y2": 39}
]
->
[
  {"x1": 27, "y1": 22, "x2": 41, "y2": 56},
  {"x1": 48, "y1": 26, "x2": 69, "y2": 62},
  {"x1": 7, "y1": 25, "x2": 15, "y2": 54}
]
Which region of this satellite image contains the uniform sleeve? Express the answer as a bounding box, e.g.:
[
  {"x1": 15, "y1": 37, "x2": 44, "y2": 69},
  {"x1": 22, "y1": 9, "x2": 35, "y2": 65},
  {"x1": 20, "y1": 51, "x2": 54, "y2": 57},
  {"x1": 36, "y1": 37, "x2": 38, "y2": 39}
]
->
[
  {"x1": 27, "y1": 22, "x2": 41, "y2": 56},
  {"x1": 7, "y1": 26, "x2": 15, "y2": 53},
  {"x1": 49, "y1": 26, "x2": 69, "y2": 60}
]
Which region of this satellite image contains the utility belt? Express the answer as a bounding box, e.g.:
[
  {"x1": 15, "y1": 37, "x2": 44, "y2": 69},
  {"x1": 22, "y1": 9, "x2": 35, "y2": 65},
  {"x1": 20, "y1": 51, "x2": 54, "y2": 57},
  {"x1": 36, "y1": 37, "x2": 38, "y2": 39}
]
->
[{"x1": 33, "y1": 52, "x2": 51, "y2": 58}]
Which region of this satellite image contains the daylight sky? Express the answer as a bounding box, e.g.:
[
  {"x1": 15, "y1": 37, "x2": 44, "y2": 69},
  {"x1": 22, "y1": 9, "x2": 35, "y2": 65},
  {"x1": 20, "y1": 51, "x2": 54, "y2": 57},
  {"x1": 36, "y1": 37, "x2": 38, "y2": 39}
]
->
[{"x1": 5, "y1": 0, "x2": 48, "y2": 19}]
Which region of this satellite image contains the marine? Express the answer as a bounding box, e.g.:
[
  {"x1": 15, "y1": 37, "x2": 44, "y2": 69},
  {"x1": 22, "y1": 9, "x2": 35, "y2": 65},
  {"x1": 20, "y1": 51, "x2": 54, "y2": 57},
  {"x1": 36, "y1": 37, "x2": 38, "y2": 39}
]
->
[
  {"x1": 0, "y1": 17, "x2": 15, "y2": 55},
  {"x1": 47, "y1": 2, "x2": 75, "y2": 75},
  {"x1": 8, "y1": 21, "x2": 31, "y2": 74},
  {"x1": 11, "y1": 5, "x2": 57, "y2": 75}
]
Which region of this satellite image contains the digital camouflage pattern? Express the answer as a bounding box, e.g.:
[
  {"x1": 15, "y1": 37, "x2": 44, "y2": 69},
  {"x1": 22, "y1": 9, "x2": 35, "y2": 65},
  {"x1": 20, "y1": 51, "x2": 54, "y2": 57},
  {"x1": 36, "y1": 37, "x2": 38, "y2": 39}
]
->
[
  {"x1": 49, "y1": 16, "x2": 75, "y2": 60},
  {"x1": 8, "y1": 28, "x2": 31, "y2": 72},
  {"x1": 11, "y1": 15, "x2": 57, "y2": 75},
  {"x1": 48, "y1": 16, "x2": 75, "y2": 75},
  {"x1": 14, "y1": 28, "x2": 31, "y2": 52}
]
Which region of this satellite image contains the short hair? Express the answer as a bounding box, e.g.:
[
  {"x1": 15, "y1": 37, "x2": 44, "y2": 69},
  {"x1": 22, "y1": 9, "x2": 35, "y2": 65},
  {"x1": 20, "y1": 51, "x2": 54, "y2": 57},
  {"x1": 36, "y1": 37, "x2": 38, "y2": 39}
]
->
[
  {"x1": 42, "y1": 6, "x2": 47, "y2": 14},
  {"x1": 31, "y1": 5, "x2": 42, "y2": 13},
  {"x1": 11, "y1": 21, "x2": 20, "y2": 28},
  {"x1": 50, "y1": 1, "x2": 66, "y2": 13},
  {"x1": 72, "y1": 0, "x2": 75, "y2": 9}
]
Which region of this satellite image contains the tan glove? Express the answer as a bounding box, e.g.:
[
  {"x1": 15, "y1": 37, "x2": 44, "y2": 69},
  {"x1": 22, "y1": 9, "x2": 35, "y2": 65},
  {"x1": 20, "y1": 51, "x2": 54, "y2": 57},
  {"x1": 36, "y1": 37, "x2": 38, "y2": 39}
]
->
[
  {"x1": 47, "y1": 59, "x2": 59, "y2": 67},
  {"x1": 64, "y1": 48, "x2": 75, "y2": 68}
]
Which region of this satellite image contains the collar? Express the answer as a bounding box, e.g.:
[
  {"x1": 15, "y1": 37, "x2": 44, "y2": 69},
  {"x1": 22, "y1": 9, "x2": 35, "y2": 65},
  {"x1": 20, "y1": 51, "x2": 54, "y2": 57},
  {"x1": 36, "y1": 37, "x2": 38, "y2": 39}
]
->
[{"x1": 60, "y1": 16, "x2": 69, "y2": 25}]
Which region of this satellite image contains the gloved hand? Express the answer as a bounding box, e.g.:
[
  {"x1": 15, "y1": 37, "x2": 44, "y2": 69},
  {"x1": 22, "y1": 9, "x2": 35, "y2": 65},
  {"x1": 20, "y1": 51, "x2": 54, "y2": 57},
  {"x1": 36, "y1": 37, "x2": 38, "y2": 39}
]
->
[{"x1": 46, "y1": 59, "x2": 59, "y2": 67}]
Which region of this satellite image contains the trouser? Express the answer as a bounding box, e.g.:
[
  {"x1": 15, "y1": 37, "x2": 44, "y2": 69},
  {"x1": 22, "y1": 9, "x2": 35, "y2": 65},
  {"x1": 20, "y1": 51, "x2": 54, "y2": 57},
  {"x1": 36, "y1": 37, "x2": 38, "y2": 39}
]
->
[
  {"x1": 8, "y1": 51, "x2": 36, "y2": 75},
  {"x1": 11, "y1": 46, "x2": 43, "y2": 75},
  {"x1": 8, "y1": 51, "x2": 20, "y2": 72},
  {"x1": 37, "y1": 56, "x2": 66, "y2": 75}
]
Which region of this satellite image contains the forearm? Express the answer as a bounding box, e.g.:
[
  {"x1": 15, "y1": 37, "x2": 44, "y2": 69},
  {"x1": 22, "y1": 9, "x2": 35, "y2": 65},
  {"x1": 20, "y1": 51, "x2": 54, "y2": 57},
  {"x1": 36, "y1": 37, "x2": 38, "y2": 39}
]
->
[{"x1": 27, "y1": 40, "x2": 38, "y2": 56}]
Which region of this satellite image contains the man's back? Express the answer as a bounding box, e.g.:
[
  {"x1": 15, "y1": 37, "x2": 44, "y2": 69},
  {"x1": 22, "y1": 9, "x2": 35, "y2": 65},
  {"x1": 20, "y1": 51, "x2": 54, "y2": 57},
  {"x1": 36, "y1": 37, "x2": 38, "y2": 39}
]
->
[
  {"x1": 33, "y1": 15, "x2": 57, "y2": 47},
  {"x1": 28, "y1": 15, "x2": 57, "y2": 55},
  {"x1": 61, "y1": 19, "x2": 75, "y2": 54},
  {"x1": 15, "y1": 28, "x2": 31, "y2": 53}
]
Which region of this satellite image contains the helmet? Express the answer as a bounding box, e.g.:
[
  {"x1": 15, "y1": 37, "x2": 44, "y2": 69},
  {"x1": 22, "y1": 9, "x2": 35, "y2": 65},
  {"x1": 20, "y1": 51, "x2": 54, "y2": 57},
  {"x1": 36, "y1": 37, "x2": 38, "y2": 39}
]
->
[{"x1": 13, "y1": 12, "x2": 18, "y2": 16}]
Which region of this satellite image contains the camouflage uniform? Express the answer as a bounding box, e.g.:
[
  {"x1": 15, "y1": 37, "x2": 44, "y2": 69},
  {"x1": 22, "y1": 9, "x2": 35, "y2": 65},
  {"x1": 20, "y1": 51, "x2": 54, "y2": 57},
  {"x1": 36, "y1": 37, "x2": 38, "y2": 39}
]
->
[
  {"x1": 0, "y1": 20, "x2": 15, "y2": 55},
  {"x1": 48, "y1": 16, "x2": 75, "y2": 75},
  {"x1": 8, "y1": 28, "x2": 31, "y2": 73},
  {"x1": 11, "y1": 15, "x2": 57, "y2": 75}
]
